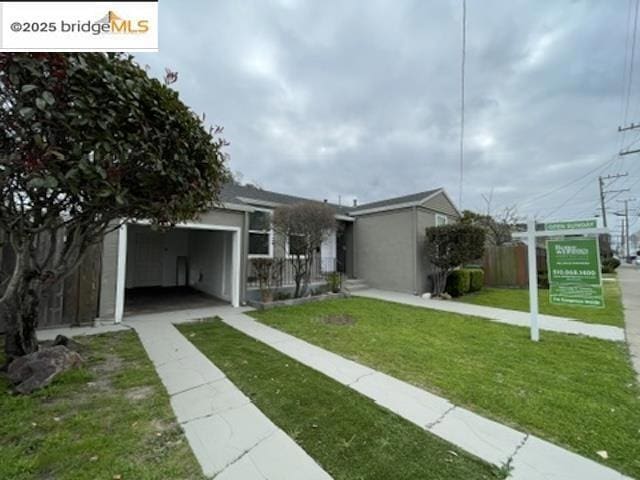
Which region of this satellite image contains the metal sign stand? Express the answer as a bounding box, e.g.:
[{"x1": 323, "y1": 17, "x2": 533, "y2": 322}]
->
[{"x1": 513, "y1": 219, "x2": 608, "y2": 342}]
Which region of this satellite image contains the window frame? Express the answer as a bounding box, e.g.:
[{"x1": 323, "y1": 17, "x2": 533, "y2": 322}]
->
[
  {"x1": 248, "y1": 207, "x2": 273, "y2": 258},
  {"x1": 435, "y1": 213, "x2": 448, "y2": 226}
]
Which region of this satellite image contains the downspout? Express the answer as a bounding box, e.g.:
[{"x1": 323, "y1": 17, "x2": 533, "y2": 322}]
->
[{"x1": 412, "y1": 206, "x2": 418, "y2": 295}]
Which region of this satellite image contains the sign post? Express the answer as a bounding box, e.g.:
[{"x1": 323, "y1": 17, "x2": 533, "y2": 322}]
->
[
  {"x1": 513, "y1": 218, "x2": 607, "y2": 342},
  {"x1": 526, "y1": 218, "x2": 539, "y2": 341}
]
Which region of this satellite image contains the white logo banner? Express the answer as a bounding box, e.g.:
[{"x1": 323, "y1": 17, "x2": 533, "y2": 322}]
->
[{"x1": 0, "y1": 1, "x2": 158, "y2": 51}]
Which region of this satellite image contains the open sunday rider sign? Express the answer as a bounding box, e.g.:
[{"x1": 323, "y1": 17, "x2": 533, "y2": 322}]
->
[{"x1": 546, "y1": 237, "x2": 604, "y2": 308}]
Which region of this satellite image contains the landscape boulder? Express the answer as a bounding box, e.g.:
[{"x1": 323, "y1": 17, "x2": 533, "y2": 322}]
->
[{"x1": 7, "y1": 345, "x2": 83, "y2": 394}]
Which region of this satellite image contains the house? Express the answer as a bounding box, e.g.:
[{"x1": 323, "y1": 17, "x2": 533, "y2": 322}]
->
[{"x1": 97, "y1": 183, "x2": 460, "y2": 323}]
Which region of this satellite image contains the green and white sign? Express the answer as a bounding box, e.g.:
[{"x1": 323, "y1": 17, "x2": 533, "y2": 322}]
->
[
  {"x1": 546, "y1": 238, "x2": 604, "y2": 308},
  {"x1": 545, "y1": 219, "x2": 598, "y2": 231}
]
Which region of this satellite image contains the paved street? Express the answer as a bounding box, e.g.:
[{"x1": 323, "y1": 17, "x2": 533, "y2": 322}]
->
[{"x1": 618, "y1": 265, "x2": 640, "y2": 381}]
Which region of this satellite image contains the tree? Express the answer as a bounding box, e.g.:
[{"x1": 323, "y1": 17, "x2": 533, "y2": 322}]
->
[
  {"x1": 272, "y1": 202, "x2": 336, "y2": 298},
  {"x1": 0, "y1": 53, "x2": 230, "y2": 362},
  {"x1": 460, "y1": 206, "x2": 516, "y2": 246},
  {"x1": 425, "y1": 224, "x2": 486, "y2": 296}
]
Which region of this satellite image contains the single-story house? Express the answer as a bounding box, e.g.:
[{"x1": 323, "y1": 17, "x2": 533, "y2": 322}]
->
[{"x1": 98, "y1": 183, "x2": 460, "y2": 322}]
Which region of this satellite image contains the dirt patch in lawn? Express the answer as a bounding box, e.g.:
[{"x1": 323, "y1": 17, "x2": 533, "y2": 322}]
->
[
  {"x1": 125, "y1": 385, "x2": 155, "y2": 401},
  {"x1": 319, "y1": 314, "x2": 356, "y2": 326}
]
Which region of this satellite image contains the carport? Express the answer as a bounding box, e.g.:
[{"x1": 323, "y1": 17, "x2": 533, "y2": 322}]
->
[{"x1": 113, "y1": 222, "x2": 241, "y2": 321}]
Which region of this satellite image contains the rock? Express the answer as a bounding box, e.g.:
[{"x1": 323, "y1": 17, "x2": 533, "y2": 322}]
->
[
  {"x1": 45, "y1": 335, "x2": 87, "y2": 354},
  {"x1": 7, "y1": 345, "x2": 83, "y2": 394}
]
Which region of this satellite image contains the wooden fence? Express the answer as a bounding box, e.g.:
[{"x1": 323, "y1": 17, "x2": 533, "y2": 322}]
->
[
  {"x1": 0, "y1": 240, "x2": 101, "y2": 332},
  {"x1": 482, "y1": 244, "x2": 546, "y2": 288}
]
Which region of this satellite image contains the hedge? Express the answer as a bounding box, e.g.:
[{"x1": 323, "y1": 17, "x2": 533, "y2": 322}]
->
[
  {"x1": 446, "y1": 269, "x2": 471, "y2": 297},
  {"x1": 446, "y1": 268, "x2": 485, "y2": 297},
  {"x1": 469, "y1": 269, "x2": 484, "y2": 292}
]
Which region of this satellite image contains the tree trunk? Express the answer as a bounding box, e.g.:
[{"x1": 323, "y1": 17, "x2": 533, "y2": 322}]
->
[
  {"x1": 2, "y1": 274, "x2": 41, "y2": 365},
  {"x1": 294, "y1": 274, "x2": 303, "y2": 298}
]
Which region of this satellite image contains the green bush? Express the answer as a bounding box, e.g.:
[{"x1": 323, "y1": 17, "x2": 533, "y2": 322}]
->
[
  {"x1": 326, "y1": 272, "x2": 342, "y2": 293},
  {"x1": 273, "y1": 291, "x2": 292, "y2": 301},
  {"x1": 446, "y1": 269, "x2": 471, "y2": 297},
  {"x1": 537, "y1": 272, "x2": 549, "y2": 289},
  {"x1": 469, "y1": 269, "x2": 484, "y2": 292},
  {"x1": 601, "y1": 257, "x2": 621, "y2": 274}
]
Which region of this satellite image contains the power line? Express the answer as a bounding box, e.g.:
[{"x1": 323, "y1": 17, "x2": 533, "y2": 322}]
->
[
  {"x1": 458, "y1": 0, "x2": 467, "y2": 210},
  {"x1": 620, "y1": 0, "x2": 634, "y2": 136},
  {"x1": 623, "y1": 0, "x2": 640, "y2": 127},
  {"x1": 515, "y1": 155, "x2": 617, "y2": 210}
]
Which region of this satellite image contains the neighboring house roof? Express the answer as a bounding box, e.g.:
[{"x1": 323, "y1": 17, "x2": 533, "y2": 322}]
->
[{"x1": 349, "y1": 188, "x2": 460, "y2": 217}]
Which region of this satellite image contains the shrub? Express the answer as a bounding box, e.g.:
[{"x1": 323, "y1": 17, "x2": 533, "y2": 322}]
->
[
  {"x1": 537, "y1": 272, "x2": 549, "y2": 289},
  {"x1": 425, "y1": 224, "x2": 486, "y2": 296},
  {"x1": 446, "y1": 269, "x2": 471, "y2": 297},
  {"x1": 469, "y1": 269, "x2": 484, "y2": 292},
  {"x1": 273, "y1": 291, "x2": 292, "y2": 301},
  {"x1": 326, "y1": 272, "x2": 342, "y2": 293},
  {"x1": 601, "y1": 257, "x2": 621, "y2": 274}
]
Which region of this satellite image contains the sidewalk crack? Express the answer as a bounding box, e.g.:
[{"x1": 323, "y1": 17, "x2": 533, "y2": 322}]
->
[
  {"x1": 502, "y1": 433, "x2": 529, "y2": 474},
  {"x1": 348, "y1": 371, "x2": 375, "y2": 386},
  {"x1": 212, "y1": 430, "x2": 276, "y2": 478},
  {"x1": 179, "y1": 400, "x2": 252, "y2": 426},
  {"x1": 425, "y1": 405, "x2": 456, "y2": 429}
]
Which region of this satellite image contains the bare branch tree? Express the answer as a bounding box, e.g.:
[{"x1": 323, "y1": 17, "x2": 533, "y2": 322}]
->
[{"x1": 272, "y1": 202, "x2": 336, "y2": 298}]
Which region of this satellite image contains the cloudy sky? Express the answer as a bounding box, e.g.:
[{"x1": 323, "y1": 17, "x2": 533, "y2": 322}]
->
[{"x1": 138, "y1": 0, "x2": 640, "y2": 234}]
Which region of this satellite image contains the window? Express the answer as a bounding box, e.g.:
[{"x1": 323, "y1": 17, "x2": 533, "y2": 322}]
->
[
  {"x1": 287, "y1": 234, "x2": 306, "y2": 256},
  {"x1": 436, "y1": 214, "x2": 448, "y2": 226},
  {"x1": 249, "y1": 209, "x2": 272, "y2": 256}
]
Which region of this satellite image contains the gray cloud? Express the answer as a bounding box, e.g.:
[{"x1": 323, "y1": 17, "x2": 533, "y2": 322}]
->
[{"x1": 137, "y1": 0, "x2": 639, "y2": 229}]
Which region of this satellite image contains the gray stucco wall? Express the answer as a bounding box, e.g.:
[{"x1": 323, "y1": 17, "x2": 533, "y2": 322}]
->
[
  {"x1": 98, "y1": 208, "x2": 247, "y2": 320},
  {"x1": 354, "y1": 208, "x2": 416, "y2": 292}
]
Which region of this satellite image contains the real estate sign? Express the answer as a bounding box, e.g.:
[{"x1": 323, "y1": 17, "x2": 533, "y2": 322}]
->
[{"x1": 546, "y1": 238, "x2": 604, "y2": 308}]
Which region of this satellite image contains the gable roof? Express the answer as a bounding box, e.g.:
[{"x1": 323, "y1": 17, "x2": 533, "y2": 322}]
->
[
  {"x1": 219, "y1": 182, "x2": 459, "y2": 219},
  {"x1": 349, "y1": 188, "x2": 461, "y2": 217},
  {"x1": 219, "y1": 182, "x2": 353, "y2": 216},
  {"x1": 349, "y1": 188, "x2": 441, "y2": 214}
]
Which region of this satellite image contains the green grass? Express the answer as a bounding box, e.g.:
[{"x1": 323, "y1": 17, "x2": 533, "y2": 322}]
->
[
  {"x1": 250, "y1": 297, "x2": 640, "y2": 478},
  {"x1": 0, "y1": 331, "x2": 203, "y2": 480},
  {"x1": 457, "y1": 280, "x2": 624, "y2": 326},
  {"x1": 178, "y1": 319, "x2": 503, "y2": 480}
]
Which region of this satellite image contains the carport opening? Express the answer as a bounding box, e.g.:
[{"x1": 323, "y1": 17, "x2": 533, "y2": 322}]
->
[{"x1": 123, "y1": 225, "x2": 234, "y2": 316}]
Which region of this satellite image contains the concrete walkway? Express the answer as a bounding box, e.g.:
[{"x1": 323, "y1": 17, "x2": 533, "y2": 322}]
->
[
  {"x1": 618, "y1": 265, "x2": 640, "y2": 380},
  {"x1": 353, "y1": 289, "x2": 625, "y2": 342},
  {"x1": 219, "y1": 311, "x2": 632, "y2": 480},
  {"x1": 127, "y1": 308, "x2": 332, "y2": 480}
]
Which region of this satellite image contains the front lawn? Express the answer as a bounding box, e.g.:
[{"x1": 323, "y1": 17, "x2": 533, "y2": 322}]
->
[
  {"x1": 178, "y1": 319, "x2": 503, "y2": 480},
  {"x1": 0, "y1": 331, "x2": 203, "y2": 480},
  {"x1": 457, "y1": 280, "x2": 624, "y2": 326},
  {"x1": 250, "y1": 297, "x2": 640, "y2": 478}
]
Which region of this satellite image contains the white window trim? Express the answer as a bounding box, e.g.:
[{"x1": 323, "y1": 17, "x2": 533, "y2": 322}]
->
[
  {"x1": 435, "y1": 213, "x2": 448, "y2": 226},
  {"x1": 248, "y1": 207, "x2": 274, "y2": 258}
]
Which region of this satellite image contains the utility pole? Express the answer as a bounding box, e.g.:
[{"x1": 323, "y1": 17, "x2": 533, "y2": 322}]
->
[
  {"x1": 618, "y1": 123, "x2": 640, "y2": 155},
  {"x1": 598, "y1": 173, "x2": 628, "y2": 227},
  {"x1": 616, "y1": 198, "x2": 637, "y2": 260}
]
